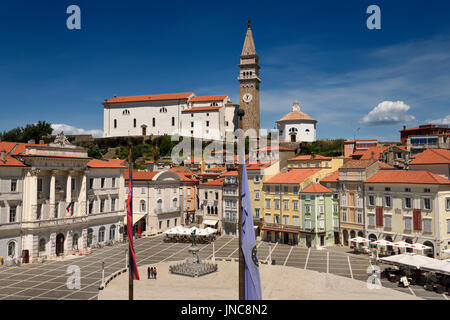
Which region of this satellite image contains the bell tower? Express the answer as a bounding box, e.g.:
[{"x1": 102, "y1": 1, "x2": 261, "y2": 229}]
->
[{"x1": 238, "y1": 20, "x2": 260, "y2": 132}]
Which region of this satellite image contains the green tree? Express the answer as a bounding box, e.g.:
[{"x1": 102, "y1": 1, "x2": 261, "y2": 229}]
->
[
  {"x1": 87, "y1": 144, "x2": 103, "y2": 159},
  {"x1": 0, "y1": 121, "x2": 53, "y2": 143}
]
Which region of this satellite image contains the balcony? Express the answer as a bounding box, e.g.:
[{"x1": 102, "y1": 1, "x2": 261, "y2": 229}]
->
[
  {"x1": 155, "y1": 206, "x2": 181, "y2": 214},
  {"x1": 264, "y1": 223, "x2": 301, "y2": 232}
]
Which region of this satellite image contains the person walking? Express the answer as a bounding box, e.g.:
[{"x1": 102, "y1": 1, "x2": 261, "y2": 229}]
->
[
  {"x1": 147, "y1": 266, "x2": 151, "y2": 279},
  {"x1": 154, "y1": 267, "x2": 157, "y2": 280},
  {"x1": 150, "y1": 267, "x2": 154, "y2": 279}
]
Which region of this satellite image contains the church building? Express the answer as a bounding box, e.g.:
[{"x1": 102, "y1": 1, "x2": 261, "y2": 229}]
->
[
  {"x1": 277, "y1": 100, "x2": 317, "y2": 143},
  {"x1": 102, "y1": 21, "x2": 261, "y2": 140}
]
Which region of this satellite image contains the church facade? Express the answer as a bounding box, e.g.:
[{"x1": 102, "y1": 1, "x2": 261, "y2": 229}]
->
[
  {"x1": 277, "y1": 100, "x2": 317, "y2": 143},
  {"x1": 102, "y1": 21, "x2": 261, "y2": 140}
]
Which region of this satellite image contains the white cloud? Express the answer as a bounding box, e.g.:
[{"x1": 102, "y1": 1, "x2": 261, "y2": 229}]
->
[
  {"x1": 359, "y1": 101, "x2": 416, "y2": 126},
  {"x1": 51, "y1": 124, "x2": 103, "y2": 138},
  {"x1": 427, "y1": 115, "x2": 450, "y2": 125}
]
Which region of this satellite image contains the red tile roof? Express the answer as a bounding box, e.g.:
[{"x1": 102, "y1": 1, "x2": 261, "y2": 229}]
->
[
  {"x1": 206, "y1": 166, "x2": 227, "y2": 172},
  {"x1": 341, "y1": 159, "x2": 377, "y2": 169},
  {"x1": 289, "y1": 154, "x2": 332, "y2": 161},
  {"x1": 222, "y1": 171, "x2": 238, "y2": 176},
  {"x1": 321, "y1": 171, "x2": 339, "y2": 182},
  {"x1": 353, "y1": 146, "x2": 387, "y2": 160},
  {"x1": 200, "y1": 177, "x2": 225, "y2": 186},
  {"x1": 247, "y1": 161, "x2": 275, "y2": 170},
  {"x1": 104, "y1": 92, "x2": 194, "y2": 104},
  {"x1": 87, "y1": 158, "x2": 126, "y2": 168},
  {"x1": 409, "y1": 149, "x2": 450, "y2": 165},
  {"x1": 301, "y1": 184, "x2": 332, "y2": 193},
  {"x1": 0, "y1": 155, "x2": 26, "y2": 167},
  {"x1": 0, "y1": 142, "x2": 49, "y2": 155},
  {"x1": 253, "y1": 146, "x2": 296, "y2": 152},
  {"x1": 378, "y1": 161, "x2": 396, "y2": 170},
  {"x1": 181, "y1": 106, "x2": 222, "y2": 112},
  {"x1": 189, "y1": 95, "x2": 228, "y2": 102},
  {"x1": 365, "y1": 170, "x2": 450, "y2": 185},
  {"x1": 264, "y1": 169, "x2": 321, "y2": 184},
  {"x1": 125, "y1": 171, "x2": 158, "y2": 180},
  {"x1": 276, "y1": 111, "x2": 316, "y2": 122}
]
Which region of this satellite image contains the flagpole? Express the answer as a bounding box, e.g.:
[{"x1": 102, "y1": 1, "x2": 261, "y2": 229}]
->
[
  {"x1": 128, "y1": 144, "x2": 133, "y2": 301},
  {"x1": 237, "y1": 108, "x2": 245, "y2": 300}
]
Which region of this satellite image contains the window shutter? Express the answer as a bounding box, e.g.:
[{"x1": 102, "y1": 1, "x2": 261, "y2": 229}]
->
[
  {"x1": 413, "y1": 209, "x2": 422, "y2": 231},
  {"x1": 376, "y1": 206, "x2": 383, "y2": 226},
  {"x1": 402, "y1": 198, "x2": 405, "y2": 209}
]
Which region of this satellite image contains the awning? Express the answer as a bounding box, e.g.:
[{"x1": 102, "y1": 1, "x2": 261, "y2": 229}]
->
[
  {"x1": 203, "y1": 219, "x2": 218, "y2": 227},
  {"x1": 133, "y1": 214, "x2": 146, "y2": 225}
]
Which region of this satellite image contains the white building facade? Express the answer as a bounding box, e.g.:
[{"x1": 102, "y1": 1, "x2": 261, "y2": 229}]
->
[
  {"x1": 277, "y1": 100, "x2": 317, "y2": 143},
  {"x1": 103, "y1": 93, "x2": 238, "y2": 141}
]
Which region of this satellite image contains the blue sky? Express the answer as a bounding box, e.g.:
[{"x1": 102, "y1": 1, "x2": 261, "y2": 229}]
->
[{"x1": 1, "y1": 0, "x2": 449, "y2": 141}]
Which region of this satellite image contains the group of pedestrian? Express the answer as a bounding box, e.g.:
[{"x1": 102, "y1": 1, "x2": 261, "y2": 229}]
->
[{"x1": 147, "y1": 266, "x2": 157, "y2": 279}]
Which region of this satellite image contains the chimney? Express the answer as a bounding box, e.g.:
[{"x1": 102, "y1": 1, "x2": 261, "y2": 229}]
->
[
  {"x1": 28, "y1": 139, "x2": 35, "y2": 144},
  {"x1": 403, "y1": 125, "x2": 406, "y2": 130},
  {"x1": 0, "y1": 150, "x2": 6, "y2": 163}
]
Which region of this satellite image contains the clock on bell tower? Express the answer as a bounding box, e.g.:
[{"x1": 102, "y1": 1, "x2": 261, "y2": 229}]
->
[{"x1": 238, "y1": 20, "x2": 261, "y2": 132}]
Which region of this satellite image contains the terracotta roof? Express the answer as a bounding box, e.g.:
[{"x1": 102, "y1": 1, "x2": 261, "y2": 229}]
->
[
  {"x1": 176, "y1": 172, "x2": 195, "y2": 182},
  {"x1": 125, "y1": 171, "x2": 158, "y2": 180},
  {"x1": 247, "y1": 161, "x2": 275, "y2": 170},
  {"x1": 378, "y1": 161, "x2": 396, "y2": 170},
  {"x1": 0, "y1": 142, "x2": 49, "y2": 155},
  {"x1": 20, "y1": 154, "x2": 91, "y2": 160},
  {"x1": 145, "y1": 161, "x2": 155, "y2": 164},
  {"x1": 365, "y1": 170, "x2": 450, "y2": 185},
  {"x1": 341, "y1": 159, "x2": 377, "y2": 169},
  {"x1": 253, "y1": 146, "x2": 296, "y2": 152},
  {"x1": 206, "y1": 166, "x2": 227, "y2": 172},
  {"x1": 200, "y1": 177, "x2": 225, "y2": 186},
  {"x1": 353, "y1": 147, "x2": 387, "y2": 160},
  {"x1": 222, "y1": 171, "x2": 238, "y2": 177},
  {"x1": 301, "y1": 184, "x2": 332, "y2": 193},
  {"x1": 289, "y1": 155, "x2": 332, "y2": 161},
  {"x1": 0, "y1": 155, "x2": 26, "y2": 167},
  {"x1": 189, "y1": 95, "x2": 228, "y2": 102},
  {"x1": 409, "y1": 149, "x2": 450, "y2": 165},
  {"x1": 104, "y1": 92, "x2": 194, "y2": 104},
  {"x1": 264, "y1": 169, "x2": 321, "y2": 184},
  {"x1": 181, "y1": 106, "x2": 222, "y2": 112},
  {"x1": 88, "y1": 158, "x2": 126, "y2": 168},
  {"x1": 276, "y1": 111, "x2": 316, "y2": 123},
  {"x1": 321, "y1": 171, "x2": 339, "y2": 182}
]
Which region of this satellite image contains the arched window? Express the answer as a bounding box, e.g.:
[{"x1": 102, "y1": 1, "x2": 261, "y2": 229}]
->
[
  {"x1": 98, "y1": 226, "x2": 105, "y2": 243},
  {"x1": 114, "y1": 119, "x2": 117, "y2": 128},
  {"x1": 157, "y1": 199, "x2": 162, "y2": 210},
  {"x1": 133, "y1": 118, "x2": 136, "y2": 128},
  {"x1": 109, "y1": 225, "x2": 116, "y2": 241},
  {"x1": 87, "y1": 228, "x2": 94, "y2": 247},
  {"x1": 72, "y1": 233, "x2": 79, "y2": 250},
  {"x1": 172, "y1": 117, "x2": 175, "y2": 126},
  {"x1": 140, "y1": 200, "x2": 146, "y2": 212},
  {"x1": 305, "y1": 129, "x2": 310, "y2": 133},
  {"x1": 214, "y1": 207, "x2": 218, "y2": 215},
  {"x1": 207, "y1": 206, "x2": 211, "y2": 214},
  {"x1": 173, "y1": 198, "x2": 178, "y2": 208},
  {"x1": 152, "y1": 118, "x2": 156, "y2": 127},
  {"x1": 7, "y1": 241, "x2": 16, "y2": 258},
  {"x1": 39, "y1": 238, "x2": 46, "y2": 252}
]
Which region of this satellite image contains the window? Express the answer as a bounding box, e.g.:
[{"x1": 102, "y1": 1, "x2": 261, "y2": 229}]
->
[
  {"x1": 109, "y1": 225, "x2": 116, "y2": 241},
  {"x1": 255, "y1": 190, "x2": 260, "y2": 200},
  {"x1": 101, "y1": 178, "x2": 105, "y2": 188},
  {"x1": 384, "y1": 196, "x2": 391, "y2": 208},
  {"x1": 342, "y1": 194, "x2": 347, "y2": 206},
  {"x1": 405, "y1": 188, "x2": 411, "y2": 192},
  {"x1": 368, "y1": 214, "x2": 375, "y2": 227},
  {"x1": 112, "y1": 178, "x2": 116, "y2": 188},
  {"x1": 423, "y1": 198, "x2": 432, "y2": 210},
  {"x1": 307, "y1": 162, "x2": 311, "y2": 167},
  {"x1": 385, "y1": 215, "x2": 392, "y2": 228},
  {"x1": 446, "y1": 198, "x2": 450, "y2": 210},
  {"x1": 284, "y1": 200, "x2": 289, "y2": 210},
  {"x1": 275, "y1": 186, "x2": 279, "y2": 194},
  {"x1": 447, "y1": 219, "x2": 450, "y2": 233},
  {"x1": 385, "y1": 187, "x2": 391, "y2": 192},
  {"x1": 424, "y1": 219, "x2": 432, "y2": 233},
  {"x1": 39, "y1": 238, "x2": 46, "y2": 252},
  {"x1": 283, "y1": 215, "x2": 289, "y2": 225},
  {"x1": 37, "y1": 204, "x2": 42, "y2": 220},
  {"x1": 357, "y1": 194, "x2": 362, "y2": 207},
  {"x1": 405, "y1": 217, "x2": 412, "y2": 230},
  {"x1": 204, "y1": 191, "x2": 208, "y2": 199},
  {"x1": 71, "y1": 178, "x2": 76, "y2": 191},
  {"x1": 173, "y1": 198, "x2": 178, "y2": 208},
  {"x1": 158, "y1": 188, "x2": 162, "y2": 195},
  {"x1": 159, "y1": 221, "x2": 162, "y2": 229},
  {"x1": 215, "y1": 192, "x2": 219, "y2": 200},
  {"x1": 167, "y1": 220, "x2": 170, "y2": 228},
  {"x1": 342, "y1": 210, "x2": 347, "y2": 222},
  {"x1": 206, "y1": 121, "x2": 209, "y2": 127},
  {"x1": 333, "y1": 203, "x2": 338, "y2": 213},
  {"x1": 266, "y1": 199, "x2": 270, "y2": 209},
  {"x1": 266, "y1": 185, "x2": 270, "y2": 193},
  {"x1": 37, "y1": 178, "x2": 43, "y2": 192},
  {"x1": 274, "y1": 215, "x2": 280, "y2": 224},
  {"x1": 404, "y1": 197, "x2": 412, "y2": 209},
  {"x1": 98, "y1": 227, "x2": 105, "y2": 242},
  {"x1": 11, "y1": 179, "x2": 17, "y2": 192},
  {"x1": 254, "y1": 175, "x2": 260, "y2": 183},
  {"x1": 255, "y1": 208, "x2": 260, "y2": 218},
  {"x1": 424, "y1": 188, "x2": 431, "y2": 193},
  {"x1": 319, "y1": 204, "x2": 324, "y2": 214},
  {"x1": 191, "y1": 121, "x2": 194, "y2": 128},
  {"x1": 133, "y1": 118, "x2": 137, "y2": 128},
  {"x1": 368, "y1": 186, "x2": 374, "y2": 191},
  {"x1": 293, "y1": 200, "x2": 299, "y2": 211},
  {"x1": 284, "y1": 186, "x2": 289, "y2": 194},
  {"x1": 152, "y1": 118, "x2": 156, "y2": 127},
  {"x1": 293, "y1": 216, "x2": 299, "y2": 226},
  {"x1": 368, "y1": 195, "x2": 375, "y2": 206},
  {"x1": 89, "y1": 201, "x2": 94, "y2": 214},
  {"x1": 265, "y1": 214, "x2": 271, "y2": 223},
  {"x1": 274, "y1": 199, "x2": 280, "y2": 209},
  {"x1": 89, "y1": 178, "x2": 94, "y2": 189},
  {"x1": 293, "y1": 186, "x2": 299, "y2": 194},
  {"x1": 305, "y1": 204, "x2": 311, "y2": 214},
  {"x1": 333, "y1": 217, "x2": 339, "y2": 227},
  {"x1": 305, "y1": 219, "x2": 312, "y2": 229},
  {"x1": 172, "y1": 117, "x2": 175, "y2": 126},
  {"x1": 7, "y1": 241, "x2": 15, "y2": 258},
  {"x1": 9, "y1": 206, "x2": 17, "y2": 222},
  {"x1": 111, "y1": 198, "x2": 116, "y2": 211},
  {"x1": 100, "y1": 199, "x2": 105, "y2": 213},
  {"x1": 325, "y1": 161, "x2": 329, "y2": 167},
  {"x1": 225, "y1": 121, "x2": 229, "y2": 126},
  {"x1": 114, "y1": 119, "x2": 117, "y2": 128}
]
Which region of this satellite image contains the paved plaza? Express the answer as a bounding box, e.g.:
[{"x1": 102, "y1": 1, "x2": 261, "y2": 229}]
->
[{"x1": 0, "y1": 235, "x2": 448, "y2": 300}]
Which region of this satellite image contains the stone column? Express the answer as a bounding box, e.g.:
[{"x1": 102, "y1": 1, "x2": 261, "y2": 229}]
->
[
  {"x1": 49, "y1": 171, "x2": 56, "y2": 218},
  {"x1": 78, "y1": 172, "x2": 87, "y2": 216},
  {"x1": 66, "y1": 172, "x2": 72, "y2": 216},
  {"x1": 31, "y1": 170, "x2": 39, "y2": 221}
]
